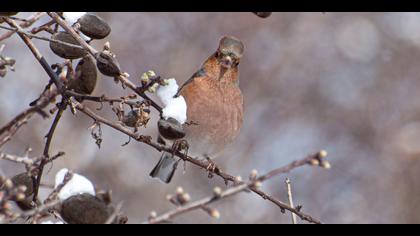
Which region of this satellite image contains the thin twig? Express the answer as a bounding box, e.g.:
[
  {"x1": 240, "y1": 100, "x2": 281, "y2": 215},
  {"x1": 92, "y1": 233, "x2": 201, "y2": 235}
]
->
[
  {"x1": 0, "y1": 152, "x2": 36, "y2": 166},
  {"x1": 0, "y1": 12, "x2": 45, "y2": 42},
  {"x1": 73, "y1": 100, "x2": 323, "y2": 223},
  {"x1": 43, "y1": 171, "x2": 73, "y2": 204},
  {"x1": 0, "y1": 25, "x2": 85, "y2": 50},
  {"x1": 1, "y1": 20, "x2": 67, "y2": 189},
  {"x1": 65, "y1": 90, "x2": 141, "y2": 107},
  {"x1": 30, "y1": 20, "x2": 55, "y2": 34},
  {"x1": 146, "y1": 184, "x2": 246, "y2": 224},
  {"x1": 2, "y1": 12, "x2": 326, "y2": 224},
  {"x1": 285, "y1": 178, "x2": 297, "y2": 224},
  {"x1": 147, "y1": 165, "x2": 321, "y2": 224},
  {"x1": 0, "y1": 151, "x2": 64, "y2": 171},
  {"x1": 3, "y1": 18, "x2": 63, "y2": 90},
  {"x1": 32, "y1": 101, "x2": 66, "y2": 202},
  {"x1": 48, "y1": 12, "x2": 163, "y2": 113},
  {"x1": 0, "y1": 89, "x2": 57, "y2": 148}
]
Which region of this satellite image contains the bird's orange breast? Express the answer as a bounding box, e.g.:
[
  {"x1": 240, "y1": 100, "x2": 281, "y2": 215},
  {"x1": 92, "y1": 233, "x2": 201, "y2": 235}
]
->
[{"x1": 179, "y1": 73, "x2": 244, "y2": 157}]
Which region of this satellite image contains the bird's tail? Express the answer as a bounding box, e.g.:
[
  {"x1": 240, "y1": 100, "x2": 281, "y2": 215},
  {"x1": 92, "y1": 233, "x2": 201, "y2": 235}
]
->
[{"x1": 149, "y1": 152, "x2": 178, "y2": 183}]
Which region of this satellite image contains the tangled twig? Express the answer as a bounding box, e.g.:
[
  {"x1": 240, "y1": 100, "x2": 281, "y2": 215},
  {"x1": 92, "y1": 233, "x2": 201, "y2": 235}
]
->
[{"x1": 0, "y1": 12, "x2": 330, "y2": 224}]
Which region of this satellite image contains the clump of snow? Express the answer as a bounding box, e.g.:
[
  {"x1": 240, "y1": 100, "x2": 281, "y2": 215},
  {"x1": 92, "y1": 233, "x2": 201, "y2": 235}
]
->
[
  {"x1": 63, "y1": 12, "x2": 87, "y2": 25},
  {"x1": 156, "y1": 78, "x2": 187, "y2": 124},
  {"x1": 162, "y1": 96, "x2": 187, "y2": 124},
  {"x1": 62, "y1": 12, "x2": 91, "y2": 41},
  {"x1": 156, "y1": 78, "x2": 179, "y2": 106},
  {"x1": 55, "y1": 168, "x2": 95, "y2": 201},
  {"x1": 41, "y1": 220, "x2": 64, "y2": 224}
]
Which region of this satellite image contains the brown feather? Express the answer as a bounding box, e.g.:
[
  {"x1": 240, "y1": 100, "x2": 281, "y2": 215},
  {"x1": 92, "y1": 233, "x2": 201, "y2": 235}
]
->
[{"x1": 179, "y1": 55, "x2": 243, "y2": 158}]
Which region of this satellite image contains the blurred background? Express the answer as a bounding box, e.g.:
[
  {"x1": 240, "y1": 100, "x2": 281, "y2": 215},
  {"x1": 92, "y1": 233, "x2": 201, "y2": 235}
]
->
[{"x1": 1, "y1": 12, "x2": 420, "y2": 224}]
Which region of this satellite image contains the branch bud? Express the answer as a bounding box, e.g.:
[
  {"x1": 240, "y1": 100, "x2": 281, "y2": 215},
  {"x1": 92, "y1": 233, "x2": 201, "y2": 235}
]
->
[
  {"x1": 213, "y1": 187, "x2": 222, "y2": 198},
  {"x1": 318, "y1": 150, "x2": 328, "y2": 158},
  {"x1": 320, "y1": 161, "x2": 331, "y2": 169},
  {"x1": 249, "y1": 169, "x2": 258, "y2": 180},
  {"x1": 210, "y1": 209, "x2": 220, "y2": 219}
]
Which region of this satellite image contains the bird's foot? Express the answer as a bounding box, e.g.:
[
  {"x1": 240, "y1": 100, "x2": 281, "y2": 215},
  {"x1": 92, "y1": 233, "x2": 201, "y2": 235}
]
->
[
  {"x1": 205, "y1": 157, "x2": 217, "y2": 178},
  {"x1": 172, "y1": 139, "x2": 189, "y2": 155}
]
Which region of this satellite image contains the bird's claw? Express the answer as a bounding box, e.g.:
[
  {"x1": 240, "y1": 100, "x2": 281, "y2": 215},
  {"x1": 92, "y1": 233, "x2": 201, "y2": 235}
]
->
[{"x1": 205, "y1": 157, "x2": 217, "y2": 178}]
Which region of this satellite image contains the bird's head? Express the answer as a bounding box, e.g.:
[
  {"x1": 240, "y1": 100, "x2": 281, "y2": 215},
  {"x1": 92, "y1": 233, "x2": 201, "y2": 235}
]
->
[{"x1": 216, "y1": 36, "x2": 244, "y2": 69}]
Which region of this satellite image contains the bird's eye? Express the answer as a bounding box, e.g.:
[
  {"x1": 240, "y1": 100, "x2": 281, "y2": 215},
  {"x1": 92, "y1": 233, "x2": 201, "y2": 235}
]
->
[{"x1": 220, "y1": 48, "x2": 229, "y2": 55}]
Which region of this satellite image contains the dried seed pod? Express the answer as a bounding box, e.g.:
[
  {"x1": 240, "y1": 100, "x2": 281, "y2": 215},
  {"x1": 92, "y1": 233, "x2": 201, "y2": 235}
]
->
[
  {"x1": 253, "y1": 12, "x2": 272, "y2": 18},
  {"x1": 77, "y1": 13, "x2": 111, "y2": 40},
  {"x1": 11, "y1": 173, "x2": 34, "y2": 197},
  {"x1": 122, "y1": 109, "x2": 140, "y2": 128},
  {"x1": 50, "y1": 32, "x2": 86, "y2": 59},
  {"x1": 158, "y1": 117, "x2": 186, "y2": 140},
  {"x1": 95, "y1": 51, "x2": 121, "y2": 77},
  {"x1": 11, "y1": 173, "x2": 36, "y2": 211},
  {"x1": 61, "y1": 193, "x2": 113, "y2": 224},
  {"x1": 68, "y1": 55, "x2": 98, "y2": 95}
]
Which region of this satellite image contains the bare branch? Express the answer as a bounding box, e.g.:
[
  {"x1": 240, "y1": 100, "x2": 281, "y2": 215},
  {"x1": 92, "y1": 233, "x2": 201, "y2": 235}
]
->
[
  {"x1": 0, "y1": 12, "x2": 330, "y2": 224},
  {"x1": 0, "y1": 12, "x2": 45, "y2": 42},
  {"x1": 3, "y1": 18, "x2": 63, "y2": 90},
  {"x1": 0, "y1": 89, "x2": 57, "y2": 148},
  {"x1": 146, "y1": 160, "x2": 322, "y2": 224},
  {"x1": 0, "y1": 152, "x2": 36, "y2": 166},
  {"x1": 73, "y1": 100, "x2": 326, "y2": 223},
  {"x1": 285, "y1": 178, "x2": 297, "y2": 224},
  {"x1": 0, "y1": 25, "x2": 85, "y2": 50},
  {"x1": 47, "y1": 12, "x2": 163, "y2": 113},
  {"x1": 33, "y1": 100, "x2": 66, "y2": 203}
]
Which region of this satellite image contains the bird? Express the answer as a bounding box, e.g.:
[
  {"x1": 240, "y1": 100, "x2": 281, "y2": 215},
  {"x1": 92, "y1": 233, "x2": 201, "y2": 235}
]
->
[{"x1": 150, "y1": 36, "x2": 244, "y2": 183}]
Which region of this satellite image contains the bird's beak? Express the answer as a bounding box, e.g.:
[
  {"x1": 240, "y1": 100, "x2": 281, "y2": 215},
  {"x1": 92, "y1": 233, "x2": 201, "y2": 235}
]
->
[{"x1": 220, "y1": 55, "x2": 233, "y2": 68}]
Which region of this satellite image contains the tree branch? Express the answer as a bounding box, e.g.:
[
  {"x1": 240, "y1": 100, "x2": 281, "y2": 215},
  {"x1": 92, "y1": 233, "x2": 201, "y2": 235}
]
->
[
  {"x1": 47, "y1": 12, "x2": 163, "y2": 114},
  {"x1": 0, "y1": 12, "x2": 45, "y2": 42},
  {"x1": 0, "y1": 89, "x2": 57, "y2": 148},
  {"x1": 146, "y1": 159, "x2": 322, "y2": 224},
  {"x1": 32, "y1": 100, "x2": 66, "y2": 202},
  {"x1": 73, "y1": 101, "x2": 324, "y2": 224},
  {"x1": 0, "y1": 25, "x2": 85, "y2": 50},
  {"x1": 285, "y1": 178, "x2": 297, "y2": 224},
  {"x1": 0, "y1": 12, "x2": 330, "y2": 224},
  {"x1": 0, "y1": 152, "x2": 36, "y2": 166}
]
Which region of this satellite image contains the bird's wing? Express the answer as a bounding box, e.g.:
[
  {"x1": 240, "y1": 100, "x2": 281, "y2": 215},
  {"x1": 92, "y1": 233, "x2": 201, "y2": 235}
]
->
[{"x1": 175, "y1": 68, "x2": 207, "y2": 97}]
